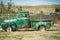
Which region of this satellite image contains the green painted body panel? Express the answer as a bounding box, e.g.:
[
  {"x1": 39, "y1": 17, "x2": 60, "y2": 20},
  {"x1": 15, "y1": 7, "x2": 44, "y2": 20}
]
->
[{"x1": 31, "y1": 19, "x2": 52, "y2": 30}]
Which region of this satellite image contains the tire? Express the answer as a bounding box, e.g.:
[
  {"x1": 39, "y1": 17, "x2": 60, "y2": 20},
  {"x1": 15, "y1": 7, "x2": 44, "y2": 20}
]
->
[
  {"x1": 12, "y1": 25, "x2": 17, "y2": 31},
  {"x1": 6, "y1": 27, "x2": 12, "y2": 32},
  {"x1": 39, "y1": 25, "x2": 46, "y2": 31}
]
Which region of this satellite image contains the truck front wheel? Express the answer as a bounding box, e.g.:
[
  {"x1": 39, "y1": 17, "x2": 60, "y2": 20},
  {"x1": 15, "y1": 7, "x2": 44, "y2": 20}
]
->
[{"x1": 6, "y1": 27, "x2": 12, "y2": 32}]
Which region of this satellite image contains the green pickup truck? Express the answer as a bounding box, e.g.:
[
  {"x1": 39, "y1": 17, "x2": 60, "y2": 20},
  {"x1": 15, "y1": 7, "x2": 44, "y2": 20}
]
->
[{"x1": 1, "y1": 12, "x2": 53, "y2": 32}]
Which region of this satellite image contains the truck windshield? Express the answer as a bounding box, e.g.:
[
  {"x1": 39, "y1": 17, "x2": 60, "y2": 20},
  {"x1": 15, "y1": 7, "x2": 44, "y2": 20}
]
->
[{"x1": 15, "y1": 12, "x2": 29, "y2": 18}]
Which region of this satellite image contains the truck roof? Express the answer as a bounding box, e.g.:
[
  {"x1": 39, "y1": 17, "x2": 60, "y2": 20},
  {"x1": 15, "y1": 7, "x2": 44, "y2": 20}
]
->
[{"x1": 18, "y1": 11, "x2": 29, "y2": 14}]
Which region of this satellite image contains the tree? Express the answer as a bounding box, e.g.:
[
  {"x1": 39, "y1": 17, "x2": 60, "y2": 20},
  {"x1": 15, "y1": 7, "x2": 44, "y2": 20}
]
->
[
  {"x1": 8, "y1": 0, "x2": 12, "y2": 12},
  {"x1": 19, "y1": 6, "x2": 22, "y2": 11},
  {"x1": 0, "y1": 1, "x2": 4, "y2": 14},
  {"x1": 54, "y1": 7, "x2": 60, "y2": 22},
  {"x1": 55, "y1": 7, "x2": 60, "y2": 13},
  {"x1": 7, "y1": 0, "x2": 14, "y2": 13}
]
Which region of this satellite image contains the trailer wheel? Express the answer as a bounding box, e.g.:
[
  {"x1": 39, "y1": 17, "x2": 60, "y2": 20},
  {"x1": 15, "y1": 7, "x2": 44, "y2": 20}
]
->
[
  {"x1": 6, "y1": 27, "x2": 12, "y2": 32},
  {"x1": 39, "y1": 25, "x2": 46, "y2": 31}
]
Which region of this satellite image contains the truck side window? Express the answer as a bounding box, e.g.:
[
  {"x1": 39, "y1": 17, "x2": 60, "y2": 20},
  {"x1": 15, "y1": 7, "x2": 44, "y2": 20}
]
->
[{"x1": 22, "y1": 14, "x2": 27, "y2": 17}]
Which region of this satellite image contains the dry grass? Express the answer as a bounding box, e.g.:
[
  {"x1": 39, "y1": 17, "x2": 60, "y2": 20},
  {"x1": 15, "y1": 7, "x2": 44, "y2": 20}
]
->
[{"x1": 0, "y1": 31, "x2": 60, "y2": 40}]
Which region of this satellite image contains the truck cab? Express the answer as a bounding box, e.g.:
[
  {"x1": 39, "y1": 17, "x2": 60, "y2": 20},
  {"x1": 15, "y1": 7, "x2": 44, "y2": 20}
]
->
[
  {"x1": 1, "y1": 12, "x2": 30, "y2": 32},
  {"x1": 1, "y1": 11, "x2": 53, "y2": 32}
]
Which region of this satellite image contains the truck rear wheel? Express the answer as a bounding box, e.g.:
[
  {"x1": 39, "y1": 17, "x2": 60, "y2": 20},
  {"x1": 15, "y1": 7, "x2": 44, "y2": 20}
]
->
[
  {"x1": 39, "y1": 25, "x2": 46, "y2": 31},
  {"x1": 12, "y1": 25, "x2": 17, "y2": 31}
]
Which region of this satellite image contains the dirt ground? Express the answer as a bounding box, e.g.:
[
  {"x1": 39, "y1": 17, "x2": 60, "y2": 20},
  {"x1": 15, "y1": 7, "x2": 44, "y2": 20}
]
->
[
  {"x1": 0, "y1": 23, "x2": 60, "y2": 40},
  {"x1": 0, "y1": 31, "x2": 60, "y2": 40}
]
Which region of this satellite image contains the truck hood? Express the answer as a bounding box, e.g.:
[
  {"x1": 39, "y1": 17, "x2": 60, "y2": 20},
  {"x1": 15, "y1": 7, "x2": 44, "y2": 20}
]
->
[
  {"x1": 2, "y1": 19, "x2": 17, "y2": 23},
  {"x1": 2, "y1": 17, "x2": 29, "y2": 23}
]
